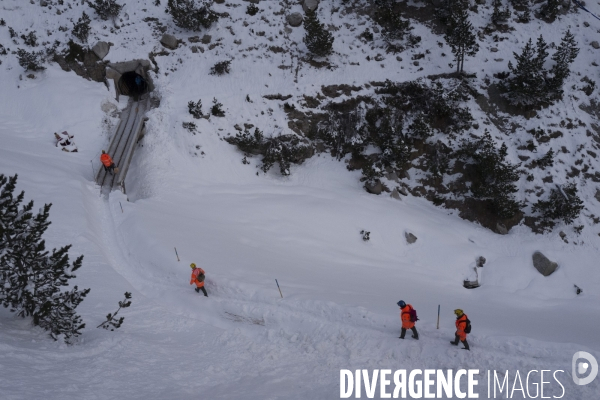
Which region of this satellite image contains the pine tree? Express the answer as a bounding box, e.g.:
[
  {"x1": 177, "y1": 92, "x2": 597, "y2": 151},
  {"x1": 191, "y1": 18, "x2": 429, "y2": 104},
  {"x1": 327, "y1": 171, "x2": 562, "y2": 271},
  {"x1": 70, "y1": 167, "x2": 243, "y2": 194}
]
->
[
  {"x1": 541, "y1": 0, "x2": 560, "y2": 21},
  {"x1": 548, "y1": 30, "x2": 579, "y2": 97},
  {"x1": 491, "y1": 0, "x2": 511, "y2": 24},
  {"x1": 72, "y1": 12, "x2": 91, "y2": 43},
  {"x1": 373, "y1": 0, "x2": 411, "y2": 43},
  {"x1": 444, "y1": 7, "x2": 479, "y2": 73},
  {"x1": 166, "y1": 0, "x2": 218, "y2": 31},
  {"x1": 532, "y1": 183, "x2": 584, "y2": 224},
  {"x1": 303, "y1": 10, "x2": 334, "y2": 57},
  {"x1": 88, "y1": 0, "x2": 123, "y2": 21},
  {"x1": 0, "y1": 174, "x2": 89, "y2": 343},
  {"x1": 504, "y1": 36, "x2": 549, "y2": 106},
  {"x1": 459, "y1": 132, "x2": 521, "y2": 218}
]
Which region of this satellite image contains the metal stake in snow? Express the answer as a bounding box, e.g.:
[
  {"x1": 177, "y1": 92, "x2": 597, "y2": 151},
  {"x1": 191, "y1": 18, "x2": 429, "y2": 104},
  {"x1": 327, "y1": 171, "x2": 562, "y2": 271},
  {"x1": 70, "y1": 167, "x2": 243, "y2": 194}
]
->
[
  {"x1": 437, "y1": 305, "x2": 440, "y2": 329},
  {"x1": 275, "y1": 279, "x2": 283, "y2": 298},
  {"x1": 119, "y1": 202, "x2": 124, "y2": 213},
  {"x1": 174, "y1": 247, "x2": 180, "y2": 262}
]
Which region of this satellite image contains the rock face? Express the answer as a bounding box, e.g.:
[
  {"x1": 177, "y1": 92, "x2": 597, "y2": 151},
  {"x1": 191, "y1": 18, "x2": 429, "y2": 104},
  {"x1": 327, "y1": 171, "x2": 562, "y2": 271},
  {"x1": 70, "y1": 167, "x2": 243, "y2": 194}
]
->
[
  {"x1": 591, "y1": 41, "x2": 600, "y2": 50},
  {"x1": 303, "y1": 0, "x2": 319, "y2": 13},
  {"x1": 532, "y1": 251, "x2": 558, "y2": 276},
  {"x1": 365, "y1": 180, "x2": 383, "y2": 195},
  {"x1": 92, "y1": 41, "x2": 110, "y2": 60},
  {"x1": 405, "y1": 232, "x2": 417, "y2": 244},
  {"x1": 287, "y1": 12, "x2": 303, "y2": 27},
  {"x1": 160, "y1": 34, "x2": 178, "y2": 50}
]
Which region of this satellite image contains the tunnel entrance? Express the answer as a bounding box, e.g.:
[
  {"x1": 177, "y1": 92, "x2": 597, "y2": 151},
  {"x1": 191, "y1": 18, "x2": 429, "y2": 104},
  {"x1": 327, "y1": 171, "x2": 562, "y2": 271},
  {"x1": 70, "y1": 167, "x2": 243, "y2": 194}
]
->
[
  {"x1": 106, "y1": 59, "x2": 154, "y2": 102},
  {"x1": 118, "y1": 71, "x2": 149, "y2": 100}
]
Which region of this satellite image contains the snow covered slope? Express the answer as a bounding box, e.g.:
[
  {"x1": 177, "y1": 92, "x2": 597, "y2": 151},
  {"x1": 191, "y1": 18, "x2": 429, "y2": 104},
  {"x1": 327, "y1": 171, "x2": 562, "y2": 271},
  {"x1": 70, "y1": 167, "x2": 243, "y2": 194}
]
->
[{"x1": 0, "y1": 0, "x2": 599, "y2": 399}]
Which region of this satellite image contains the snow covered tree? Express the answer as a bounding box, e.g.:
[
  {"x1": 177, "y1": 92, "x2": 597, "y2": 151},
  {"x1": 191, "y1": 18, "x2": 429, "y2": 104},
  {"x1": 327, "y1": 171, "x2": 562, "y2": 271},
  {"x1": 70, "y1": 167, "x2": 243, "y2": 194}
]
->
[
  {"x1": 532, "y1": 183, "x2": 584, "y2": 224},
  {"x1": 188, "y1": 99, "x2": 203, "y2": 119},
  {"x1": 303, "y1": 10, "x2": 334, "y2": 57},
  {"x1": 541, "y1": 0, "x2": 560, "y2": 21},
  {"x1": 547, "y1": 30, "x2": 579, "y2": 97},
  {"x1": 444, "y1": 7, "x2": 479, "y2": 73},
  {"x1": 88, "y1": 0, "x2": 123, "y2": 21},
  {"x1": 491, "y1": 0, "x2": 511, "y2": 24},
  {"x1": 72, "y1": 12, "x2": 91, "y2": 43},
  {"x1": 0, "y1": 174, "x2": 89, "y2": 343},
  {"x1": 459, "y1": 132, "x2": 521, "y2": 219},
  {"x1": 166, "y1": 0, "x2": 218, "y2": 31},
  {"x1": 503, "y1": 36, "x2": 549, "y2": 106},
  {"x1": 16, "y1": 49, "x2": 45, "y2": 71},
  {"x1": 373, "y1": 0, "x2": 411, "y2": 43},
  {"x1": 97, "y1": 292, "x2": 132, "y2": 331}
]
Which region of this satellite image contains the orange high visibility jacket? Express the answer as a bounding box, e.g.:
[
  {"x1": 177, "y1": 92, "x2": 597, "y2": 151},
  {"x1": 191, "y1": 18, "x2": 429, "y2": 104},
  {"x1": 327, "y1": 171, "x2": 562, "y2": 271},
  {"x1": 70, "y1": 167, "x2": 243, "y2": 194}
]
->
[
  {"x1": 100, "y1": 153, "x2": 113, "y2": 167},
  {"x1": 190, "y1": 268, "x2": 206, "y2": 288},
  {"x1": 400, "y1": 304, "x2": 415, "y2": 329},
  {"x1": 455, "y1": 314, "x2": 468, "y2": 341}
]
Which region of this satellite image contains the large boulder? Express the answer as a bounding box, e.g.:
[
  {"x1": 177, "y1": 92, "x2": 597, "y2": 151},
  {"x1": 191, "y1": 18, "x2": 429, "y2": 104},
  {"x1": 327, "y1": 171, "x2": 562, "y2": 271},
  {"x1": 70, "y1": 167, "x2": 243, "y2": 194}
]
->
[
  {"x1": 287, "y1": 13, "x2": 303, "y2": 27},
  {"x1": 365, "y1": 180, "x2": 383, "y2": 195},
  {"x1": 160, "y1": 33, "x2": 178, "y2": 50},
  {"x1": 532, "y1": 251, "x2": 558, "y2": 276},
  {"x1": 92, "y1": 41, "x2": 110, "y2": 60},
  {"x1": 303, "y1": 0, "x2": 319, "y2": 13}
]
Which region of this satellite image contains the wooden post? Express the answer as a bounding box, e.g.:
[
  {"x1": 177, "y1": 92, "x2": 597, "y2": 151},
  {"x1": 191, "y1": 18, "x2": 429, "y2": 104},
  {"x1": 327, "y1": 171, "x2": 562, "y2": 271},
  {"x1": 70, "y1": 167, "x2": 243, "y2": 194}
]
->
[
  {"x1": 174, "y1": 247, "x2": 180, "y2": 262},
  {"x1": 437, "y1": 305, "x2": 440, "y2": 329},
  {"x1": 275, "y1": 279, "x2": 283, "y2": 298}
]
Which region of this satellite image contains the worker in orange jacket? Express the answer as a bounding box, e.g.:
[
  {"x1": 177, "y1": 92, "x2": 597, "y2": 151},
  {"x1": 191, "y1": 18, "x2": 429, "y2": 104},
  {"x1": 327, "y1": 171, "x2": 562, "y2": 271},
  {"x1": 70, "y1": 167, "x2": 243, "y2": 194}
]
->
[
  {"x1": 100, "y1": 150, "x2": 116, "y2": 175},
  {"x1": 189, "y1": 263, "x2": 208, "y2": 297},
  {"x1": 450, "y1": 309, "x2": 470, "y2": 350},
  {"x1": 397, "y1": 300, "x2": 419, "y2": 340}
]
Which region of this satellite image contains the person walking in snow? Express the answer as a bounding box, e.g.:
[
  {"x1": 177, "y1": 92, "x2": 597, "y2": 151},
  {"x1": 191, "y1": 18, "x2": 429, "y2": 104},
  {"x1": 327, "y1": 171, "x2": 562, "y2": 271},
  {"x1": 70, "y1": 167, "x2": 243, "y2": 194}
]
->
[
  {"x1": 450, "y1": 309, "x2": 470, "y2": 350},
  {"x1": 398, "y1": 300, "x2": 419, "y2": 340},
  {"x1": 100, "y1": 150, "x2": 117, "y2": 175},
  {"x1": 190, "y1": 263, "x2": 208, "y2": 297}
]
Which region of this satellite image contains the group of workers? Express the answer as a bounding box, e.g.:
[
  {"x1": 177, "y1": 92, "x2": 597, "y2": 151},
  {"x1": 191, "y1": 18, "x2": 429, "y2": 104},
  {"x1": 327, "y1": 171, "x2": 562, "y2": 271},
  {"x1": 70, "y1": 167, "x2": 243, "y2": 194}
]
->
[{"x1": 398, "y1": 300, "x2": 470, "y2": 350}]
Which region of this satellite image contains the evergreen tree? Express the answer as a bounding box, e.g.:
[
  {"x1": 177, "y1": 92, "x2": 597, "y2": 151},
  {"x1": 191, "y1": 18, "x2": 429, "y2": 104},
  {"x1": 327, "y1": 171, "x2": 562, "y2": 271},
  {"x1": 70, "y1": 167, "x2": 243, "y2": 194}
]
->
[
  {"x1": 541, "y1": 0, "x2": 560, "y2": 21},
  {"x1": 459, "y1": 132, "x2": 521, "y2": 218},
  {"x1": 532, "y1": 183, "x2": 584, "y2": 224},
  {"x1": 16, "y1": 49, "x2": 46, "y2": 71},
  {"x1": 504, "y1": 36, "x2": 549, "y2": 106},
  {"x1": 72, "y1": 12, "x2": 92, "y2": 43},
  {"x1": 166, "y1": 0, "x2": 218, "y2": 31},
  {"x1": 303, "y1": 10, "x2": 334, "y2": 57},
  {"x1": 0, "y1": 174, "x2": 89, "y2": 343},
  {"x1": 491, "y1": 0, "x2": 511, "y2": 24},
  {"x1": 548, "y1": 30, "x2": 579, "y2": 97},
  {"x1": 88, "y1": 0, "x2": 123, "y2": 21},
  {"x1": 444, "y1": 7, "x2": 479, "y2": 73},
  {"x1": 373, "y1": 0, "x2": 411, "y2": 43}
]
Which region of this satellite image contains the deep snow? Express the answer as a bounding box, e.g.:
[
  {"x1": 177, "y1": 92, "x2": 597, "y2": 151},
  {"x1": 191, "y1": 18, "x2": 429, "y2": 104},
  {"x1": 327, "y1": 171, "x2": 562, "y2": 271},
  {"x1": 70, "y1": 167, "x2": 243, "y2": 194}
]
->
[{"x1": 0, "y1": 0, "x2": 599, "y2": 399}]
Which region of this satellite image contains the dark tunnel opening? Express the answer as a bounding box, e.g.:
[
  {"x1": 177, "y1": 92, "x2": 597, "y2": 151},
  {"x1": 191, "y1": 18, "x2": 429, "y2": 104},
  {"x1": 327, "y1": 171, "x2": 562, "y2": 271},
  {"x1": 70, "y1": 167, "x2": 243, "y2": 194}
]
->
[{"x1": 118, "y1": 71, "x2": 149, "y2": 100}]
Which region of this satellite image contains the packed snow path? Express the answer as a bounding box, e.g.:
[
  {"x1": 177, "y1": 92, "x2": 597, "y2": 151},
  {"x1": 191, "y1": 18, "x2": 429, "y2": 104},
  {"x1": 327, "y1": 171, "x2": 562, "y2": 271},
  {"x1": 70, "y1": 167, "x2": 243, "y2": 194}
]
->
[{"x1": 95, "y1": 96, "x2": 149, "y2": 192}]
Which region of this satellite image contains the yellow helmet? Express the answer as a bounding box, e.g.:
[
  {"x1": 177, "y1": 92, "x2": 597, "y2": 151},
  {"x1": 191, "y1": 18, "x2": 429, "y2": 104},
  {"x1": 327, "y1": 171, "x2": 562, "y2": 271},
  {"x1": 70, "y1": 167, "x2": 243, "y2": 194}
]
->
[
  {"x1": 190, "y1": 263, "x2": 196, "y2": 269},
  {"x1": 454, "y1": 309, "x2": 464, "y2": 316}
]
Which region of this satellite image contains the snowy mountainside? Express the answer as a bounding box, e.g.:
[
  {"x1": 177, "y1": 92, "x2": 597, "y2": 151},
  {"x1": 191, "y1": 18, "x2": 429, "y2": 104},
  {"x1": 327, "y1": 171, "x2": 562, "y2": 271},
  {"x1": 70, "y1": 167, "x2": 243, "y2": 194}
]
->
[{"x1": 0, "y1": 0, "x2": 599, "y2": 399}]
